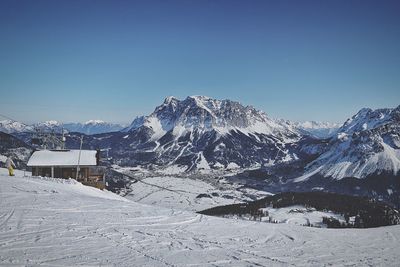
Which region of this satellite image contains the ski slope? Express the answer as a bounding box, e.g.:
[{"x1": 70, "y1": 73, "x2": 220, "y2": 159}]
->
[{"x1": 1, "y1": 168, "x2": 399, "y2": 266}]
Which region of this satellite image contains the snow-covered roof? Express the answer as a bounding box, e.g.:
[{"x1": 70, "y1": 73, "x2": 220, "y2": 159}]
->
[{"x1": 27, "y1": 150, "x2": 97, "y2": 167}]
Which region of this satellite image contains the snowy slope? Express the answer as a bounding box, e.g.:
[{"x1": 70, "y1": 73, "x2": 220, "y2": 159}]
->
[{"x1": 1, "y1": 168, "x2": 400, "y2": 266}]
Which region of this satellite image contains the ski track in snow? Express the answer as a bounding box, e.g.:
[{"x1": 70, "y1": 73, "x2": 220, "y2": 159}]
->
[{"x1": 0, "y1": 168, "x2": 399, "y2": 266}]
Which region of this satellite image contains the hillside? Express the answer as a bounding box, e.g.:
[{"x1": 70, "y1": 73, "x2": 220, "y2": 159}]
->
[{"x1": 0, "y1": 131, "x2": 32, "y2": 168}]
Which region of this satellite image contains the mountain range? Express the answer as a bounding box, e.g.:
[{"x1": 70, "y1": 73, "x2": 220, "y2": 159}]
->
[
  {"x1": 0, "y1": 120, "x2": 125, "y2": 135},
  {"x1": 1, "y1": 96, "x2": 399, "y2": 206},
  {"x1": 84, "y1": 96, "x2": 399, "y2": 178}
]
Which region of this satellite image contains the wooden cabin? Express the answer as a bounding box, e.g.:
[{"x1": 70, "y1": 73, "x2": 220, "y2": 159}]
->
[{"x1": 27, "y1": 149, "x2": 106, "y2": 188}]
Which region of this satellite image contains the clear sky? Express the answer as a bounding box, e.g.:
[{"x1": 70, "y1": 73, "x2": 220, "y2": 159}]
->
[{"x1": 0, "y1": 0, "x2": 399, "y2": 124}]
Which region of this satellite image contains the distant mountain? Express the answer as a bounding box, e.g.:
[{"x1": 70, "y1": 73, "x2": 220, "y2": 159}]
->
[
  {"x1": 124, "y1": 96, "x2": 299, "y2": 135},
  {"x1": 2, "y1": 120, "x2": 124, "y2": 135},
  {"x1": 34, "y1": 120, "x2": 63, "y2": 132},
  {"x1": 63, "y1": 120, "x2": 124, "y2": 135},
  {"x1": 293, "y1": 121, "x2": 341, "y2": 138},
  {"x1": 2, "y1": 120, "x2": 64, "y2": 133},
  {"x1": 0, "y1": 120, "x2": 33, "y2": 133}
]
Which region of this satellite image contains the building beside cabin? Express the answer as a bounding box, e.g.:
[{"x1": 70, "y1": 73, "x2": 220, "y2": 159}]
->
[{"x1": 27, "y1": 149, "x2": 106, "y2": 188}]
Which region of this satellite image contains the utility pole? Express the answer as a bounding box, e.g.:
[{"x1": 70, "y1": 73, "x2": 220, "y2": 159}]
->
[
  {"x1": 61, "y1": 127, "x2": 66, "y2": 150},
  {"x1": 76, "y1": 135, "x2": 83, "y2": 181}
]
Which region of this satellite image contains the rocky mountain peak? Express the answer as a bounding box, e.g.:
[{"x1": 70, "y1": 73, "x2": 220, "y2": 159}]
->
[
  {"x1": 127, "y1": 96, "x2": 298, "y2": 138},
  {"x1": 338, "y1": 106, "x2": 398, "y2": 136}
]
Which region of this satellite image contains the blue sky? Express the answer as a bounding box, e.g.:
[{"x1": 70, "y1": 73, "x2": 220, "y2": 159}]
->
[{"x1": 0, "y1": 0, "x2": 399, "y2": 124}]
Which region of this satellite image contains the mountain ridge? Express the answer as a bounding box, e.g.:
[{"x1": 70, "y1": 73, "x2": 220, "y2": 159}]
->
[
  {"x1": 0, "y1": 119, "x2": 125, "y2": 135},
  {"x1": 2, "y1": 96, "x2": 399, "y2": 180}
]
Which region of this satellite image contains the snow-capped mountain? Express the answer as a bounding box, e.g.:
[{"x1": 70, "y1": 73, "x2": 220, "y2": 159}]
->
[
  {"x1": 34, "y1": 120, "x2": 63, "y2": 132},
  {"x1": 1, "y1": 120, "x2": 124, "y2": 135},
  {"x1": 75, "y1": 97, "x2": 399, "y2": 181},
  {"x1": 337, "y1": 107, "x2": 396, "y2": 134},
  {"x1": 102, "y1": 96, "x2": 301, "y2": 170},
  {"x1": 124, "y1": 96, "x2": 299, "y2": 136},
  {"x1": 4, "y1": 97, "x2": 398, "y2": 181},
  {"x1": 297, "y1": 105, "x2": 400, "y2": 181},
  {"x1": 293, "y1": 121, "x2": 341, "y2": 138},
  {"x1": 0, "y1": 120, "x2": 63, "y2": 133},
  {"x1": 0, "y1": 120, "x2": 33, "y2": 133},
  {"x1": 64, "y1": 120, "x2": 124, "y2": 135}
]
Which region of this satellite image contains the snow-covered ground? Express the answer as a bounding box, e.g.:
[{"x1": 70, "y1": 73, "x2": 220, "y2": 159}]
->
[
  {"x1": 1, "y1": 168, "x2": 400, "y2": 266},
  {"x1": 258, "y1": 205, "x2": 346, "y2": 227},
  {"x1": 123, "y1": 175, "x2": 271, "y2": 212},
  {"x1": 114, "y1": 167, "x2": 272, "y2": 212}
]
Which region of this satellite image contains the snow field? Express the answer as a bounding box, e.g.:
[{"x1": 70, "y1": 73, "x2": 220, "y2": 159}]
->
[{"x1": 1, "y1": 169, "x2": 400, "y2": 266}]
